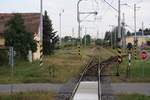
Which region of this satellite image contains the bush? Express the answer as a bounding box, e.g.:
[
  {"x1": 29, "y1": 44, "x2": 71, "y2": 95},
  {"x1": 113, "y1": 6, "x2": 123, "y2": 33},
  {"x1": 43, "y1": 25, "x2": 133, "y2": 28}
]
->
[
  {"x1": 95, "y1": 39, "x2": 103, "y2": 46},
  {"x1": 0, "y1": 50, "x2": 8, "y2": 65}
]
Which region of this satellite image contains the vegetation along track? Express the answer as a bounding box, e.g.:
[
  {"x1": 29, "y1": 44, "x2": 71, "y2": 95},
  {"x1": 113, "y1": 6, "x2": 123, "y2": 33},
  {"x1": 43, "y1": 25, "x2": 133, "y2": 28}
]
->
[{"x1": 56, "y1": 47, "x2": 127, "y2": 100}]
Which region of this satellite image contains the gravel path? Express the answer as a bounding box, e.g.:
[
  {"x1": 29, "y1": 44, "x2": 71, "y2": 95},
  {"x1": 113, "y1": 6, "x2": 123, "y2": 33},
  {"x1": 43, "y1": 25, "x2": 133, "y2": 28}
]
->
[
  {"x1": 0, "y1": 83, "x2": 150, "y2": 97},
  {"x1": 111, "y1": 83, "x2": 150, "y2": 96},
  {"x1": 101, "y1": 76, "x2": 116, "y2": 100},
  {"x1": 0, "y1": 83, "x2": 63, "y2": 93}
]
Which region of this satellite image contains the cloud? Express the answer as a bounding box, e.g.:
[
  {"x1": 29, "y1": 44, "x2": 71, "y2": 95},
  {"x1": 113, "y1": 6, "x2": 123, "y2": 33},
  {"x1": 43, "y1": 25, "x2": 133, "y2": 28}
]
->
[{"x1": 0, "y1": 0, "x2": 150, "y2": 38}]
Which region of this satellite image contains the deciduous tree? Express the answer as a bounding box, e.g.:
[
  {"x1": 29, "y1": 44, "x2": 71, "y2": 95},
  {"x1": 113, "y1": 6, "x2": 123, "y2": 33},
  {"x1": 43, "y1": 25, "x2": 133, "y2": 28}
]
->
[{"x1": 4, "y1": 13, "x2": 37, "y2": 60}]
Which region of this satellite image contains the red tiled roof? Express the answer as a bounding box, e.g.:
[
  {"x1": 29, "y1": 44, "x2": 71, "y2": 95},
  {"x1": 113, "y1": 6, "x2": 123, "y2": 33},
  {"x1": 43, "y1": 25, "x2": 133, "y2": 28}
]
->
[{"x1": 0, "y1": 13, "x2": 40, "y2": 35}]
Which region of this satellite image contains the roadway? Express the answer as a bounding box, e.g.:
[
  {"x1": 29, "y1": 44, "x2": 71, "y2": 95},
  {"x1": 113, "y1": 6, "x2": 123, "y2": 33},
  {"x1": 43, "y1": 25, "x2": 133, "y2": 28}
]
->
[{"x1": 0, "y1": 82, "x2": 150, "y2": 96}]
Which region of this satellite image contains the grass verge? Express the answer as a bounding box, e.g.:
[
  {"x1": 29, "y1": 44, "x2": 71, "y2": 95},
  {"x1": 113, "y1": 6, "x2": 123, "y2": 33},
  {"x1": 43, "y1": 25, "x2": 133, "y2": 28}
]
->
[
  {"x1": 111, "y1": 55, "x2": 150, "y2": 82},
  {"x1": 0, "y1": 92, "x2": 55, "y2": 100},
  {"x1": 0, "y1": 46, "x2": 115, "y2": 83},
  {"x1": 117, "y1": 94, "x2": 150, "y2": 100}
]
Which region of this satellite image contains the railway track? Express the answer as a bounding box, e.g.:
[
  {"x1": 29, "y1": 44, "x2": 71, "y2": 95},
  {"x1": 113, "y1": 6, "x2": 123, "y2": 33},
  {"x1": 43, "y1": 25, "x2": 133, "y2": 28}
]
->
[
  {"x1": 56, "y1": 46, "x2": 124, "y2": 100},
  {"x1": 56, "y1": 56, "x2": 97, "y2": 100},
  {"x1": 68, "y1": 55, "x2": 118, "y2": 100}
]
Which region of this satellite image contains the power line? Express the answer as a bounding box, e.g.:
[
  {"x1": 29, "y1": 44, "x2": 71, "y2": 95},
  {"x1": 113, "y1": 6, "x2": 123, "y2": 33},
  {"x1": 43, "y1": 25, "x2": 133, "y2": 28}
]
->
[
  {"x1": 103, "y1": 0, "x2": 118, "y2": 12},
  {"x1": 100, "y1": 0, "x2": 115, "y2": 15}
]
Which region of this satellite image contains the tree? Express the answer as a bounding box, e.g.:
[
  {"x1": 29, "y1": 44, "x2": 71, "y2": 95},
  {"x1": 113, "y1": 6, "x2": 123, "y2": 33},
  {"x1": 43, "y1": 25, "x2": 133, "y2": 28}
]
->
[
  {"x1": 43, "y1": 11, "x2": 59, "y2": 55},
  {"x1": 82, "y1": 34, "x2": 91, "y2": 46},
  {"x1": 95, "y1": 39, "x2": 103, "y2": 46},
  {"x1": 127, "y1": 31, "x2": 131, "y2": 36},
  {"x1": 62, "y1": 36, "x2": 72, "y2": 42},
  {"x1": 4, "y1": 13, "x2": 37, "y2": 60},
  {"x1": 104, "y1": 31, "x2": 111, "y2": 46},
  {"x1": 144, "y1": 28, "x2": 150, "y2": 35},
  {"x1": 104, "y1": 26, "x2": 129, "y2": 48}
]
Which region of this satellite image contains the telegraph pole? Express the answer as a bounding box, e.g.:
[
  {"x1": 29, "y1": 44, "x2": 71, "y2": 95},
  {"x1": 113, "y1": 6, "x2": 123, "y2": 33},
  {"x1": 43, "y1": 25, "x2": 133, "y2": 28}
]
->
[
  {"x1": 59, "y1": 13, "x2": 62, "y2": 46},
  {"x1": 9, "y1": 47, "x2": 14, "y2": 94},
  {"x1": 142, "y1": 22, "x2": 144, "y2": 43},
  {"x1": 84, "y1": 27, "x2": 87, "y2": 47},
  {"x1": 77, "y1": 0, "x2": 82, "y2": 57},
  {"x1": 109, "y1": 25, "x2": 115, "y2": 48},
  {"x1": 40, "y1": 0, "x2": 43, "y2": 67},
  {"x1": 59, "y1": 10, "x2": 64, "y2": 46},
  {"x1": 134, "y1": 4, "x2": 140, "y2": 60},
  {"x1": 115, "y1": 27, "x2": 117, "y2": 48},
  {"x1": 122, "y1": 13, "x2": 126, "y2": 51},
  {"x1": 134, "y1": 4, "x2": 137, "y2": 40},
  {"x1": 72, "y1": 28, "x2": 75, "y2": 47},
  {"x1": 118, "y1": 0, "x2": 121, "y2": 41},
  {"x1": 111, "y1": 31, "x2": 113, "y2": 48},
  {"x1": 97, "y1": 30, "x2": 99, "y2": 40},
  {"x1": 77, "y1": 0, "x2": 97, "y2": 56},
  {"x1": 116, "y1": 0, "x2": 122, "y2": 76},
  {"x1": 77, "y1": 0, "x2": 82, "y2": 44}
]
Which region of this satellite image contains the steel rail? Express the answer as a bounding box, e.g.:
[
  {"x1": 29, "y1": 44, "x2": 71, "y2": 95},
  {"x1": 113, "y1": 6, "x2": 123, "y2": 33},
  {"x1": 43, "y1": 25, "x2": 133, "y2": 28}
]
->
[{"x1": 69, "y1": 57, "x2": 96, "y2": 100}]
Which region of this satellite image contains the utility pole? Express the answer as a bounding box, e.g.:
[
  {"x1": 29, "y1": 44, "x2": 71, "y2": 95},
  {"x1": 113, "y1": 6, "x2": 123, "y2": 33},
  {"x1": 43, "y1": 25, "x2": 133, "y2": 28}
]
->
[
  {"x1": 9, "y1": 47, "x2": 14, "y2": 94},
  {"x1": 142, "y1": 21, "x2": 145, "y2": 78},
  {"x1": 134, "y1": 4, "x2": 137, "y2": 41},
  {"x1": 97, "y1": 30, "x2": 99, "y2": 40},
  {"x1": 142, "y1": 22, "x2": 144, "y2": 43},
  {"x1": 72, "y1": 27, "x2": 75, "y2": 38},
  {"x1": 109, "y1": 26, "x2": 113, "y2": 49},
  {"x1": 72, "y1": 28, "x2": 75, "y2": 47},
  {"x1": 77, "y1": 0, "x2": 97, "y2": 43},
  {"x1": 111, "y1": 31, "x2": 113, "y2": 48},
  {"x1": 115, "y1": 27, "x2": 117, "y2": 48},
  {"x1": 40, "y1": 0, "x2": 43, "y2": 67},
  {"x1": 134, "y1": 4, "x2": 140, "y2": 60},
  {"x1": 77, "y1": 0, "x2": 82, "y2": 44},
  {"x1": 77, "y1": 0, "x2": 97, "y2": 56},
  {"x1": 59, "y1": 13, "x2": 62, "y2": 46},
  {"x1": 77, "y1": 0, "x2": 82, "y2": 57},
  {"x1": 59, "y1": 10, "x2": 64, "y2": 46},
  {"x1": 118, "y1": 0, "x2": 121, "y2": 42},
  {"x1": 109, "y1": 25, "x2": 117, "y2": 49},
  {"x1": 122, "y1": 13, "x2": 126, "y2": 51},
  {"x1": 84, "y1": 27, "x2": 87, "y2": 47},
  {"x1": 116, "y1": 0, "x2": 122, "y2": 76},
  {"x1": 134, "y1": 4, "x2": 138, "y2": 60}
]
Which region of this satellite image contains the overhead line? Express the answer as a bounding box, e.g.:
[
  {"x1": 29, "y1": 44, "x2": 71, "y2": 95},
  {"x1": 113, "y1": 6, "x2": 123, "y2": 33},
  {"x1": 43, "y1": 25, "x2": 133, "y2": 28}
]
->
[
  {"x1": 103, "y1": 0, "x2": 118, "y2": 12},
  {"x1": 101, "y1": 0, "x2": 115, "y2": 16}
]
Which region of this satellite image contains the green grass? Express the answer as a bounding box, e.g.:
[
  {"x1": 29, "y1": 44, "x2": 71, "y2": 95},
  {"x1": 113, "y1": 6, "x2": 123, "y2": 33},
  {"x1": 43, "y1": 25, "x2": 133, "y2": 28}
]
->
[
  {"x1": 117, "y1": 94, "x2": 150, "y2": 100},
  {"x1": 0, "y1": 60, "x2": 49, "y2": 83},
  {"x1": 0, "y1": 46, "x2": 115, "y2": 83},
  {"x1": 0, "y1": 92, "x2": 55, "y2": 100},
  {"x1": 111, "y1": 55, "x2": 150, "y2": 82}
]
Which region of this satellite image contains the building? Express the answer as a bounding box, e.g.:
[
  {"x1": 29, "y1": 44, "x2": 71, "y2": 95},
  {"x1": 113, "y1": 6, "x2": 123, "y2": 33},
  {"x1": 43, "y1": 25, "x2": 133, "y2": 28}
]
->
[
  {"x1": 126, "y1": 36, "x2": 150, "y2": 46},
  {"x1": 0, "y1": 13, "x2": 41, "y2": 60}
]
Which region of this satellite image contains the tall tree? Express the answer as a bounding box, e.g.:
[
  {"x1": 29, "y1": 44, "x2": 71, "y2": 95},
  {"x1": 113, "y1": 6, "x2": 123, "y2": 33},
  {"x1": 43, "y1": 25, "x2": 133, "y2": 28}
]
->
[
  {"x1": 127, "y1": 31, "x2": 131, "y2": 36},
  {"x1": 4, "y1": 13, "x2": 37, "y2": 60},
  {"x1": 82, "y1": 34, "x2": 91, "y2": 46},
  {"x1": 104, "y1": 26, "x2": 128, "y2": 48},
  {"x1": 63, "y1": 36, "x2": 72, "y2": 43},
  {"x1": 43, "y1": 11, "x2": 59, "y2": 55}
]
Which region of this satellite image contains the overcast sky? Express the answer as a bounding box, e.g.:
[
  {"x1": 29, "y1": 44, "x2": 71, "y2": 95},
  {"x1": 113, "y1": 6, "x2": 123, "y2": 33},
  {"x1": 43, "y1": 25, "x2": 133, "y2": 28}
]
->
[{"x1": 0, "y1": 0, "x2": 149, "y2": 38}]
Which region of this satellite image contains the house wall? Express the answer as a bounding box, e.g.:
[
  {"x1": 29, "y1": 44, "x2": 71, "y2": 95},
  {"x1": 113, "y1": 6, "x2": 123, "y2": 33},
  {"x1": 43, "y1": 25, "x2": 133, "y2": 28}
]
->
[
  {"x1": 0, "y1": 36, "x2": 4, "y2": 45},
  {"x1": 32, "y1": 28, "x2": 41, "y2": 60},
  {"x1": 126, "y1": 36, "x2": 147, "y2": 46},
  {"x1": 33, "y1": 42, "x2": 40, "y2": 60}
]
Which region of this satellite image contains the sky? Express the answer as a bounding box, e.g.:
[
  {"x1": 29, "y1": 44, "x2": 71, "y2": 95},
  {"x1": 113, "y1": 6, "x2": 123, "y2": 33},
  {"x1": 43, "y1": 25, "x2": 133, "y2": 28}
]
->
[{"x1": 0, "y1": 0, "x2": 149, "y2": 38}]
